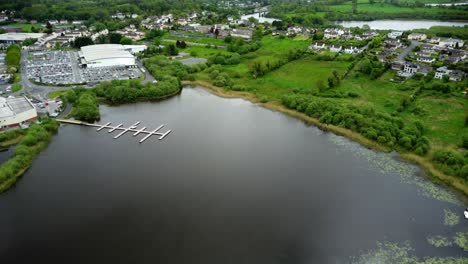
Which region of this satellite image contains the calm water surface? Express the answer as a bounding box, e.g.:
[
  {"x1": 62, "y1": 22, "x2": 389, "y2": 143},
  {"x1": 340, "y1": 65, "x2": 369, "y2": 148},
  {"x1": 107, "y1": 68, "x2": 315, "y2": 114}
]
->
[{"x1": 0, "y1": 87, "x2": 466, "y2": 263}]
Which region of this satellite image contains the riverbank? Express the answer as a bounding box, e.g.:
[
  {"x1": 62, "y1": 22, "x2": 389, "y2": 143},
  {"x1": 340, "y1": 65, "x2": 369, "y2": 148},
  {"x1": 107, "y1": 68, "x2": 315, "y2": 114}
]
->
[
  {"x1": 184, "y1": 80, "x2": 468, "y2": 199},
  {"x1": 0, "y1": 119, "x2": 59, "y2": 193}
]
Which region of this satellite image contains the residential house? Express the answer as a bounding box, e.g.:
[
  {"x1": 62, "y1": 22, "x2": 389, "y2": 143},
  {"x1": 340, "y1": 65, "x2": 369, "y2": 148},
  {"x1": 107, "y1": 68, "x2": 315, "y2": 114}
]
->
[
  {"x1": 324, "y1": 28, "x2": 345, "y2": 39},
  {"x1": 434, "y1": 66, "x2": 450, "y2": 80},
  {"x1": 309, "y1": 42, "x2": 326, "y2": 50},
  {"x1": 417, "y1": 56, "x2": 435, "y2": 63},
  {"x1": 111, "y1": 12, "x2": 126, "y2": 20},
  {"x1": 407, "y1": 33, "x2": 427, "y2": 41},
  {"x1": 360, "y1": 31, "x2": 379, "y2": 40},
  {"x1": 439, "y1": 38, "x2": 464, "y2": 48},
  {"x1": 343, "y1": 46, "x2": 360, "y2": 54},
  {"x1": 385, "y1": 39, "x2": 402, "y2": 50},
  {"x1": 329, "y1": 45, "x2": 342, "y2": 53},
  {"x1": 403, "y1": 63, "x2": 420, "y2": 75},
  {"x1": 428, "y1": 37, "x2": 440, "y2": 44},
  {"x1": 449, "y1": 70, "x2": 464, "y2": 82},
  {"x1": 391, "y1": 61, "x2": 404, "y2": 71},
  {"x1": 230, "y1": 27, "x2": 253, "y2": 40},
  {"x1": 196, "y1": 25, "x2": 212, "y2": 34},
  {"x1": 387, "y1": 31, "x2": 403, "y2": 39}
]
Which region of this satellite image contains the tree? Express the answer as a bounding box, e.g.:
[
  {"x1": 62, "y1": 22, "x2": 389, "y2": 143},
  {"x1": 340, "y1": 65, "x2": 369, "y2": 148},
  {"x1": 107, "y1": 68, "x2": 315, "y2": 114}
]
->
[
  {"x1": 120, "y1": 37, "x2": 133, "y2": 45},
  {"x1": 352, "y1": 0, "x2": 358, "y2": 14},
  {"x1": 72, "y1": 36, "x2": 94, "y2": 48},
  {"x1": 165, "y1": 44, "x2": 178, "y2": 56},
  {"x1": 22, "y1": 38, "x2": 37, "y2": 46},
  {"x1": 109, "y1": 33, "x2": 122, "y2": 44},
  {"x1": 45, "y1": 21, "x2": 53, "y2": 34}
]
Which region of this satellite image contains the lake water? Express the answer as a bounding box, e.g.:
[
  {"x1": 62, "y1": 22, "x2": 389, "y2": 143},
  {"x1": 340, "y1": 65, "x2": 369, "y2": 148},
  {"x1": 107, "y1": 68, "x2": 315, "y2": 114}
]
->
[
  {"x1": 335, "y1": 20, "x2": 468, "y2": 30},
  {"x1": 241, "y1": 13, "x2": 280, "y2": 23},
  {"x1": 0, "y1": 87, "x2": 466, "y2": 263}
]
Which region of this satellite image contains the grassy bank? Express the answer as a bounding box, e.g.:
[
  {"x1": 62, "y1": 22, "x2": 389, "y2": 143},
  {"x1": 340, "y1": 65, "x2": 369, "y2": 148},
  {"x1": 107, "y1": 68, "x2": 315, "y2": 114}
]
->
[{"x1": 0, "y1": 118, "x2": 59, "y2": 193}]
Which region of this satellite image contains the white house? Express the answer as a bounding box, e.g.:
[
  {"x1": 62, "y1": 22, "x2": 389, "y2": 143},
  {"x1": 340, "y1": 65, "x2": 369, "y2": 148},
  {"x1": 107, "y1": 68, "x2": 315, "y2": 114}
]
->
[
  {"x1": 403, "y1": 63, "x2": 420, "y2": 74},
  {"x1": 344, "y1": 46, "x2": 360, "y2": 54},
  {"x1": 439, "y1": 38, "x2": 464, "y2": 48},
  {"x1": 387, "y1": 31, "x2": 403, "y2": 39},
  {"x1": 434, "y1": 66, "x2": 451, "y2": 80},
  {"x1": 417, "y1": 56, "x2": 435, "y2": 63},
  {"x1": 309, "y1": 42, "x2": 326, "y2": 50},
  {"x1": 329, "y1": 45, "x2": 342, "y2": 53},
  {"x1": 407, "y1": 33, "x2": 427, "y2": 41}
]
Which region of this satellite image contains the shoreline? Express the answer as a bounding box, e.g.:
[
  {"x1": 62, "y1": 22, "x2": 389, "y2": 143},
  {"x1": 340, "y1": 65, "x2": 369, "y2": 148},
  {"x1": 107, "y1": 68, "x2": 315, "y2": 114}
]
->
[{"x1": 184, "y1": 80, "x2": 468, "y2": 200}]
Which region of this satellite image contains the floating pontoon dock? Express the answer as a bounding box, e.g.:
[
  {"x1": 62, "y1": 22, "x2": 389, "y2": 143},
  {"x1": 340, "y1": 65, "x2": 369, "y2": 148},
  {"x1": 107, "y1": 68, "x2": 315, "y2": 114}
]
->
[{"x1": 56, "y1": 119, "x2": 171, "y2": 143}]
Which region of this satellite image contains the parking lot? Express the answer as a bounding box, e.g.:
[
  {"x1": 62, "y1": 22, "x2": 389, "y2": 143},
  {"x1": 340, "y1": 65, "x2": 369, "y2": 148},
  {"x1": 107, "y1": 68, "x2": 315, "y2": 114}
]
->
[
  {"x1": 25, "y1": 51, "x2": 142, "y2": 85},
  {"x1": 80, "y1": 66, "x2": 141, "y2": 84},
  {"x1": 26, "y1": 51, "x2": 76, "y2": 85}
]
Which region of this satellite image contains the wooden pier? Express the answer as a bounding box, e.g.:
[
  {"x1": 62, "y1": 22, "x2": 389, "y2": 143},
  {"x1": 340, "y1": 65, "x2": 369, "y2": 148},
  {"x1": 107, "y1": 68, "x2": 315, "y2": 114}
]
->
[{"x1": 56, "y1": 119, "x2": 171, "y2": 143}]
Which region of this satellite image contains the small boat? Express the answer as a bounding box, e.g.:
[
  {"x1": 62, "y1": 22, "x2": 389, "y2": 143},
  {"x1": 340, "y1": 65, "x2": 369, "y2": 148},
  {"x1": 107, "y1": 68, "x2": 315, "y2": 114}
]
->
[{"x1": 464, "y1": 208, "x2": 468, "y2": 220}]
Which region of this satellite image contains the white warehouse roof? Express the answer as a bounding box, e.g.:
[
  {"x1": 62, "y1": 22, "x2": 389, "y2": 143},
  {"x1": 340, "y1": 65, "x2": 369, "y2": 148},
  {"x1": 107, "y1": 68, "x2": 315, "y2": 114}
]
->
[
  {"x1": 0, "y1": 33, "x2": 45, "y2": 42},
  {"x1": 80, "y1": 44, "x2": 134, "y2": 62},
  {"x1": 0, "y1": 96, "x2": 35, "y2": 119}
]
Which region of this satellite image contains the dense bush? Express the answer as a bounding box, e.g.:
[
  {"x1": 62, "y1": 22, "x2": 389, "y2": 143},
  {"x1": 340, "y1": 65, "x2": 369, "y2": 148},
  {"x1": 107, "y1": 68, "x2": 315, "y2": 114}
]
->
[
  {"x1": 5, "y1": 44, "x2": 20, "y2": 73},
  {"x1": 207, "y1": 53, "x2": 241, "y2": 66},
  {"x1": 71, "y1": 92, "x2": 100, "y2": 122},
  {"x1": 0, "y1": 118, "x2": 59, "y2": 193},
  {"x1": 432, "y1": 150, "x2": 468, "y2": 179},
  {"x1": 356, "y1": 56, "x2": 386, "y2": 80},
  {"x1": 227, "y1": 38, "x2": 261, "y2": 55},
  {"x1": 95, "y1": 78, "x2": 181, "y2": 104},
  {"x1": 281, "y1": 95, "x2": 430, "y2": 153},
  {"x1": 144, "y1": 55, "x2": 191, "y2": 80}
]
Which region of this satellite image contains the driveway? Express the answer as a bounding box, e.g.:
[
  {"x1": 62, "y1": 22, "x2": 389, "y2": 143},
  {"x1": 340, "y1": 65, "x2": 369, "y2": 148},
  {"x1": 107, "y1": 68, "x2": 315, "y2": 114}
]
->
[{"x1": 397, "y1": 40, "x2": 419, "y2": 62}]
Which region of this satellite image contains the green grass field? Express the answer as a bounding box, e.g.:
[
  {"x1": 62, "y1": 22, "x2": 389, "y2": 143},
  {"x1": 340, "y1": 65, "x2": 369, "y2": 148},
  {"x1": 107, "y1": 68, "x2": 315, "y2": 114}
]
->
[
  {"x1": 183, "y1": 46, "x2": 234, "y2": 58},
  {"x1": 330, "y1": 1, "x2": 463, "y2": 14},
  {"x1": 7, "y1": 23, "x2": 40, "y2": 33}
]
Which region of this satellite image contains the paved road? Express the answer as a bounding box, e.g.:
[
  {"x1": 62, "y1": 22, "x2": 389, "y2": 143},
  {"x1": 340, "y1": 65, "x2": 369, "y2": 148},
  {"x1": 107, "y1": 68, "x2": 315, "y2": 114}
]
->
[
  {"x1": 136, "y1": 60, "x2": 156, "y2": 83},
  {"x1": 19, "y1": 49, "x2": 73, "y2": 100},
  {"x1": 398, "y1": 40, "x2": 419, "y2": 63}
]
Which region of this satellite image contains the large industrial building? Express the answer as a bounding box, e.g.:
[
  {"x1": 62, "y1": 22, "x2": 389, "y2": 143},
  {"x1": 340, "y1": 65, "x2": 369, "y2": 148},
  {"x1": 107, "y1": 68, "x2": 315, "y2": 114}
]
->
[
  {"x1": 79, "y1": 44, "x2": 146, "y2": 68},
  {"x1": 0, "y1": 96, "x2": 38, "y2": 130},
  {"x1": 0, "y1": 33, "x2": 45, "y2": 46}
]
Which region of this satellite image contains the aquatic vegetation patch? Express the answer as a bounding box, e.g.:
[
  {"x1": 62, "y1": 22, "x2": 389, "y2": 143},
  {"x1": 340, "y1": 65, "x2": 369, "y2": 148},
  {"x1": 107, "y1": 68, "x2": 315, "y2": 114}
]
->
[
  {"x1": 351, "y1": 241, "x2": 468, "y2": 264},
  {"x1": 444, "y1": 209, "x2": 460, "y2": 226},
  {"x1": 426, "y1": 235, "x2": 453, "y2": 247},
  {"x1": 454, "y1": 232, "x2": 468, "y2": 251},
  {"x1": 351, "y1": 241, "x2": 417, "y2": 264},
  {"x1": 328, "y1": 134, "x2": 462, "y2": 205}
]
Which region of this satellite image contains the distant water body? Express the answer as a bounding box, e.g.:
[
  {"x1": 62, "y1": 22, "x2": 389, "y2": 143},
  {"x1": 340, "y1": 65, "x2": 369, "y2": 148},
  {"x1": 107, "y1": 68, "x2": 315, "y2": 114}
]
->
[
  {"x1": 241, "y1": 13, "x2": 280, "y2": 23},
  {"x1": 0, "y1": 87, "x2": 466, "y2": 263},
  {"x1": 336, "y1": 20, "x2": 467, "y2": 30}
]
